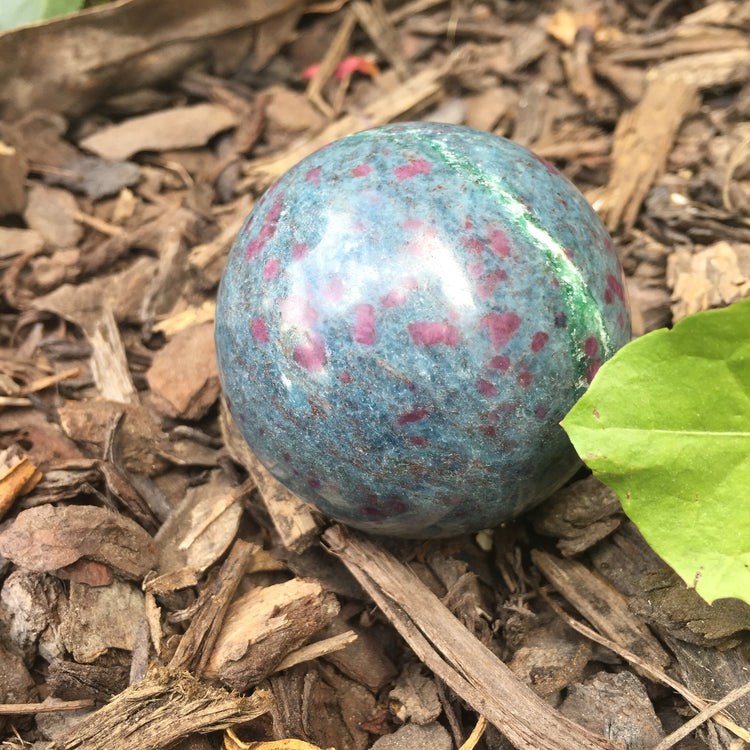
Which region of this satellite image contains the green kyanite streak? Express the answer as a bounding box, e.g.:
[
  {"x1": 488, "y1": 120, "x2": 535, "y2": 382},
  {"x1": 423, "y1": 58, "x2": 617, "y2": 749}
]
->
[{"x1": 423, "y1": 136, "x2": 612, "y2": 389}]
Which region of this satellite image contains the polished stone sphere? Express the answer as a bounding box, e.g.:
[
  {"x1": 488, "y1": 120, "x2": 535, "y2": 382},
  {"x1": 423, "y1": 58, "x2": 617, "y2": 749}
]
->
[{"x1": 215, "y1": 123, "x2": 630, "y2": 537}]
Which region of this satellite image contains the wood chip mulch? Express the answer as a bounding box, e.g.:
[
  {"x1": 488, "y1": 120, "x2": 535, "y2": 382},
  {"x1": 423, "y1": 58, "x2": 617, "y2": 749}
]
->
[{"x1": 0, "y1": 1, "x2": 749, "y2": 749}]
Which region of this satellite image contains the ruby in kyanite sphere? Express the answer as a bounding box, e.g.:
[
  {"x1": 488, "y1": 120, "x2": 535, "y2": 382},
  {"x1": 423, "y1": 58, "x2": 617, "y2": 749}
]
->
[{"x1": 215, "y1": 122, "x2": 630, "y2": 537}]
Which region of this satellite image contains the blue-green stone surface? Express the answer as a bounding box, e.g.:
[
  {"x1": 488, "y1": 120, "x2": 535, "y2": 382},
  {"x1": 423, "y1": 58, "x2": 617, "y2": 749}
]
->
[{"x1": 215, "y1": 123, "x2": 630, "y2": 537}]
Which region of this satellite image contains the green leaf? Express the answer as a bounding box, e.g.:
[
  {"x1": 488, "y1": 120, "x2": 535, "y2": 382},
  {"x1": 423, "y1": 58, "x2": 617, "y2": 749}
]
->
[
  {"x1": 562, "y1": 298, "x2": 750, "y2": 605},
  {"x1": 0, "y1": 0, "x2": 84, "y2": 31}
]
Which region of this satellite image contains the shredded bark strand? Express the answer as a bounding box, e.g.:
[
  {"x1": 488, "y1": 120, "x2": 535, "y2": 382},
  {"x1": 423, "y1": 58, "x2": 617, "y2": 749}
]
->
[{"x1": 49, "y1": 666, "x2": 273, "y2": 750}]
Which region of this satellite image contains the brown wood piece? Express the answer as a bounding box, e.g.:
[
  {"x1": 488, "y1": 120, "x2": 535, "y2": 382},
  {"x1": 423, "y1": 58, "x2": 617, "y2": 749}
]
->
[
  {"x1": 306, "y1": 10, "x2": 358, "y2": 117},
  {"x1": 220, "y1": 402, "x2": 320, "y2": 554},
  {"x1": 272, "y1": 629, "x2": 357, "y2": 673},
  {"x1": 323, "y1": 526, "x2": 623, "y2": 750},
  {"x1": 242, "y1": 53, "x2": 460, "y2": 192},
  {"x1": 320, "y1": 616, "x2": 398, "y2": 692},
  {"x1": 0, "y1": 0, "x2": 303, "y2": 119},
  {"x1": 652, "y1": 679, "x2": 750, "y2": 750},
  {"x1": 0, "y1": 141, "x2": 28, "y2": 215},
  {"x1": 599, "y1": 73, "x2": 698, "y2": 232},
  {"x1": 0, "y1": 699, "x2": 94, "y2": 715},
  {"x1": 169, "y1": 538, "x2": 258, "y2": 675},
  {"x1": 539, "y1": 590, "x2": 750, "y2": 743},
  {"x1": 205, "y1": 577, "x2": 340, "y2": 691},
  {"x1": 532, "y1": 549, "x2": 670, "y2": 668},
  {"x1": 351, "y1": 0, "x2": 410, "y2": 80},
  {"x1": 49, "y1": 666, "x2": 273, "y2": 750},
  {"x1": 0, "y1": 456, "x2": 42, "y2": 521},
  {"x1": 88, "y1": 306, "x2": 139, "y2": 404},
  {"x1": 600, "y1": 47, "x2": 750, "y2": 231},
  {"x1": 47, "y1": 661, "x2": 129, "y2": 703}
]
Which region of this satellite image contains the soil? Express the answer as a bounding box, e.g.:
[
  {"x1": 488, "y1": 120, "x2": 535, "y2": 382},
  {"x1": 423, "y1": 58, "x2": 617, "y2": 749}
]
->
[{"x1": 0, "y1": 1, "x2": 749, "y2": 749}]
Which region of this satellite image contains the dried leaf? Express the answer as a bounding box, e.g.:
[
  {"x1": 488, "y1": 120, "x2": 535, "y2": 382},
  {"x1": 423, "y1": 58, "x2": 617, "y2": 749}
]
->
[
  {"x1": 667, "y1": 241, "x2": 750, "y2": 321},
  {"x1": 79, "y1": 104, "x2": 238, "y2": 161},
  {"x1": 146, "y1": 322, "x2": 220, "y2": 420},
  {"x1": 0, "y1": 504, "x2": 157, "y2": 580},
  {"x1": 226, "y1": 740, "x2": 335, "y2": 750},
  {"x1": 23, "y1": 183, "x2": 82, "y2": 248},
  {"x1": 154, "y1": 469, "x2": 244, "y2": 575},
  {"x1": 0, "y1": 0, "x2": 304, "y2": 118},
  {"x1": 62, "y1": 579, "x2": 146, "y2": 662},
  {"x1": 45, "y1": 156, "x2": 140, "y2": 199}
]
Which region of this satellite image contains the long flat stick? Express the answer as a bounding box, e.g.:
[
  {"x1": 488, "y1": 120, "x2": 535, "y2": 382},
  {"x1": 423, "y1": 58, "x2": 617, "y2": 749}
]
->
[
  {"x1": 538, "y1": 588, "x2": 750, "y2": 743},
  {"x1": 652, "y1": 680, "x2": 750, "y2": 750},
  {"x1": 323, "y1": 526, "x2": 623, "y2": 750}
]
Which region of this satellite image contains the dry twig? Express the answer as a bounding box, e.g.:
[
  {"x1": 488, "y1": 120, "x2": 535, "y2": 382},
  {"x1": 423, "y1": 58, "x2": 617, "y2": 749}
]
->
[{"x1": 323, "y1": 526, "x2": 624, "y2": 750}]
